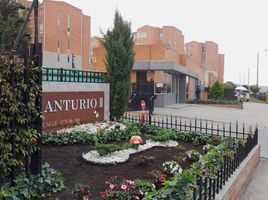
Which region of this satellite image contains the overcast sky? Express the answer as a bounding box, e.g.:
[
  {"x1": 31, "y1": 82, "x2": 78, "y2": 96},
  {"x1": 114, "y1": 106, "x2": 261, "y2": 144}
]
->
[{"x1": 46, "y1": 0, "x2": 268, "y2": 86}]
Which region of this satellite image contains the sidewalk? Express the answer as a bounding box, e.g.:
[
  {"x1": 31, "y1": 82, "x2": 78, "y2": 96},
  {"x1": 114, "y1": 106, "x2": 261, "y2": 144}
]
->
[{"x1": 239, "y1": 159, "x2": 268, "y2": 200}]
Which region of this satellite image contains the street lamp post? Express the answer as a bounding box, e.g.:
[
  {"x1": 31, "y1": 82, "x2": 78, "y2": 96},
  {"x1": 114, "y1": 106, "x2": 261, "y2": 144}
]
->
[
  {"x1": 256, "y1": 52, "x2": 259, "y2": 87},
  {"x1": 256, "y1": 50, "x2": 268, "y2": 87}
]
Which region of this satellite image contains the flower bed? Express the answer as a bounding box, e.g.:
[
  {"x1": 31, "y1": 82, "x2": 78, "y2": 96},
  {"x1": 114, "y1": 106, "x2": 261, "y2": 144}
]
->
[
  {"x1": 187, "y1": 99, "x2": 242, "y2": 109},
  {"x1": 40, "y1": 121, "x2": 253, "y2": 200},
  {"x1": 187, "y1": 99, "x2": 240, "y2": 105}
]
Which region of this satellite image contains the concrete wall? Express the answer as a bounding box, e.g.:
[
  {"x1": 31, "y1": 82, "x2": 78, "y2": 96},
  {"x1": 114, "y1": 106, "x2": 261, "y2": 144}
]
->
[
  {"x1": 215, "y1": 145, "x2": 260, "y2": 200},
  {"x1": 43, "y1": 51, "x2": 82, "y2": 69},
  {"x1": 154, "y1": 93, "x2": 176, "y2": 107},
  {"x1": 43, "y1": 82, "x2": 110, "y2": 121}
]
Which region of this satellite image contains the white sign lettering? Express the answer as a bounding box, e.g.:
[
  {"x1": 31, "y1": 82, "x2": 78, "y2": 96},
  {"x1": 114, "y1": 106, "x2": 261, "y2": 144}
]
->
[{"x1": 44, "y1": 98, "x2": 100, "y2": 113}]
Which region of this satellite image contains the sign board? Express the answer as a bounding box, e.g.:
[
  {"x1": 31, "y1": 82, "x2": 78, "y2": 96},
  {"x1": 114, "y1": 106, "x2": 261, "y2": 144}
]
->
[
  {"x1": 92, "y1": 56, "x2": 97, "y2": 63},
  {"x1": 141, "y1": 100, "x2": 146, "y2": 110},
  {"x1": 42, "y1": 91, "x2": 104, "y2": 131}
]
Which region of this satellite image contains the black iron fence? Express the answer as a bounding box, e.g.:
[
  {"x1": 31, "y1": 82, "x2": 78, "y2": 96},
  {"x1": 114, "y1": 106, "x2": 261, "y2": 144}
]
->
[
  {"x1": 121, "y1": 112, "x2": 258, "y2": 200},
  {"x1": 122, "y1": 112, "x2": 254, "y2": 139},
  {"x1": 193, "y1": 130, "x2": 257, "y2": 200},
  {"x1": 42, "y1": 67, "x2": 107, "y2": 83}
]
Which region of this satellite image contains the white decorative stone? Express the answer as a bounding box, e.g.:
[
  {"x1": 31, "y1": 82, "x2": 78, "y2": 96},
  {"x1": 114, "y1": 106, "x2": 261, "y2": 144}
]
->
[
  {"x1": 82, "y1": 140, "x2": 179, "y2": 165},
  {"x1": 57, "y1": 122, "x2": 126, "y2": 134}
]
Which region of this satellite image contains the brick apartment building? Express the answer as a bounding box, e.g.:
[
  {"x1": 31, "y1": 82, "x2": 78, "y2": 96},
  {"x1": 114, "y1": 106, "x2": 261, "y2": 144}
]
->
[
  {"x1": 92, "y1": 25, "x2": 225, "y2": 106},
  {"x1": 18, "y1": 0, "x2": 91, "y2": 70}
]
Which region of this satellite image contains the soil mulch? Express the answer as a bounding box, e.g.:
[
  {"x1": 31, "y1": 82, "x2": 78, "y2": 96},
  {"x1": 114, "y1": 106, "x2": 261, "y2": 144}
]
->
[{"x1": 42, "y1": 141, "x2": 201, "y2": 200}]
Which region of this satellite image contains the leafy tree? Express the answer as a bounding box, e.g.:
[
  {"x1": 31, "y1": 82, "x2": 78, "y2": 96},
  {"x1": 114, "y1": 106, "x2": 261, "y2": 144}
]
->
[
  {"x1": 0, "y1": 0, "x2": 30, "y2": 54},
  {"x1": 249, "y1": 85, "x2": 260, "y2": 97},
  {"x1": 223, "y1": 81, "x2": 237, "y2": 89},
  {"x1": 102, "y1": 10, "x2": 135, "y2": 119},
  {"x1": 209, "y1": 80, "x2": 224, "y2": 100}
]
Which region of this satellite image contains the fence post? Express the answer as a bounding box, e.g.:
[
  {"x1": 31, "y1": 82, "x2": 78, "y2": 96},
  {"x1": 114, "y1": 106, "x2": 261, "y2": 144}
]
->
[
  {"x1": 205, "y1": 120, "x2": 208, "y2": 134},
  {"x1": 190, "y1": 120, "x2": 192, "y2": 132},
  {"x1": 223, "y1": 123, "x2": 225, "y2": 137},
  {"x1": 236, "y1": 120, "x2": 238, "y2": 139},
  {"x1": 199, "y1": 177, "x2": 203, "y2": 200},
  {"x1": 229, "y1": 122, "x2": 232, "y2": 137},
  {"x1": 195, "y1": 117, "x2": 197, "y2": 132},
  {"x1": 242, "y1": 123, "x2": 245, "y2": 139},
  {"x1": 60, "y1": 68, "x2": 63, "y2": 82},
  {"x1": 211, "y1": 122, "x2": 213, "y2": 135},
  {"x1": 204, "y1": 177, "x2": 207, "y2": 200},
  {"x1": 255, "y1": 127, "x2": 258, "y2": 145}
]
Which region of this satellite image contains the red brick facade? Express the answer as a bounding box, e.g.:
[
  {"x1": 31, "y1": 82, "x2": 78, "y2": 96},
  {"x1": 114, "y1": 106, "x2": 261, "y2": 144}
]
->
[{"x1": 19, "y1": 0, "x2": 91, "y2": 70}]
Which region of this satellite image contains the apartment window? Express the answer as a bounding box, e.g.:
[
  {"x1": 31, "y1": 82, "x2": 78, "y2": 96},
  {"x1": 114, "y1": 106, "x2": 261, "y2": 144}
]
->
[
  {"x1": 40, "y1": 24, "x2": 43, "y2": 33},
  {"x1": 137, "y1": 32, "x2": 147, "y2": 39},
  {"x1": 57, "y1": 53, "x2": 60, "y2": 62},
  {"x1": 173, "y1": 37, "x2": 176, "y2": 46},
  {"x1": 155, "y1": 83, "x2": 172, "y2": 94},
  {"x1": 159, "y1": 32, "x2": 163, "y2": 41},
  {"x1": 57, "y1": 40, "x2": 60, "y2": 62},
  {"x1": 91, "y1": 41, "x2": 96, "y2": 47},
  {"x1": 154, "y1": 74, "x2": 172, "y2": 94},
  {"x1": 67, "y1": 15, "x2": 70, "y2": 35},
  {"x1": 67, "y1": 41, "x2": 70, "y2": 63},
  {"x1": 57, "y1": 13, "x2": 60, "y2": 26},
  {"x1": 67, "y1": 54, "x2": 70, "y2": 63}
]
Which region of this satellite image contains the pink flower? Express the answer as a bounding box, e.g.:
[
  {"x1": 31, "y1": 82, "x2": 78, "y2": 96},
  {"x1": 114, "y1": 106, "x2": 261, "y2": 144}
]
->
[
  {"x1": 109, "y1": 184, "x2": 115, "y2": 190},
  {"x1": 121, "y1": 184, "x2": 127, "y2": 190},
  {"x1": 159, "y1": 177, "x2": 166, "y2": 183},
  {"x1": 100, "y1": 192, "x2": 106, "y2": 198},
  {"x1": 134, "y1": 196, "x2": 140, "y2": 200}
]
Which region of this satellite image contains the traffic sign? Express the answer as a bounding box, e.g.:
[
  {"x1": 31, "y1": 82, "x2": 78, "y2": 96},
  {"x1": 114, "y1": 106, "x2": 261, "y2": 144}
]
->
[{"x1": 141, "y1": 100, "x2": 146, "y2": 110}]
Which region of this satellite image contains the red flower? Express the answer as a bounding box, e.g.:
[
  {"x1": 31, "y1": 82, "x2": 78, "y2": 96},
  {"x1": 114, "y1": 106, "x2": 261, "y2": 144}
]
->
[
  {"x1": 80, "y1": 188, "x2": 85, "y2": 193},
  {"x1": 159, "y1": 177, "x2": 166, "y2": 183},
  {"x1": 100, "y1": 191, "x2": 107, "y2": 198}
]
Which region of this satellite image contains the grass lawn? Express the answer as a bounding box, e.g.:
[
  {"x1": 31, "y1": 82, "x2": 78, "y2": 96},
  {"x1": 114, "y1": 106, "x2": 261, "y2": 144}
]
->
[{"x1": 249, "y1": 97, "x2": 266, "y2": 104}]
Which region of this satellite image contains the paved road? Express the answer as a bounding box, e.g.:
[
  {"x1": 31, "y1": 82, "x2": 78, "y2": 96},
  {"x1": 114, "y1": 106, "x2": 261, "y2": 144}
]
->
[
  {"x1": 155, "y1": 102, "x2": 268, "y2": 158},
  {"x1": 155, "y1": 102, "x2": 268, "y2": 200}
]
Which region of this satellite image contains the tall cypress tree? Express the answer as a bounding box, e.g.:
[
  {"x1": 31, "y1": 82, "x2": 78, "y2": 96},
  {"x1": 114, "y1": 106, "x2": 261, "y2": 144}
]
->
[{"x1": 102, "y1": 10, "x2": 135, "y2": 119}]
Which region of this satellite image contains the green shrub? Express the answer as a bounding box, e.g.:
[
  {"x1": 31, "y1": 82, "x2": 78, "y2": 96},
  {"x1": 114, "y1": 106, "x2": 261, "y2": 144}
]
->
[
  {"x1": 150, "y1": 129, "x2": 176, "y2": 141},
  {"x1": 209, "y1": 80, "x2": 224, "y2": 100},
  {"x1": 95, "y1": 143, "x2": 123, "y2": 156},
  {"x1": 122, "y1": 143, "x2": 139, "y2": 150},
  {"x1": 95, "y1": 142, "x2": 140, "y2": 156},
  {"x1": 187, "y1": 99, "x2": 240, "y2": 105},
  {"x1": 0, "y1": 163, "x2": 64, "y2": 200},
  {"x1": 139, "y1": 124, "x2": 159, "y2": 135},
  {"x1": 209, "y1": 135, "x2": 222, "y2": 146},
  {"x1": 185, "y1": 150, "x2": 201, "y2": 162},
  {"x1": 132, "y1": 179, "x2": 156, "y2": 195}
]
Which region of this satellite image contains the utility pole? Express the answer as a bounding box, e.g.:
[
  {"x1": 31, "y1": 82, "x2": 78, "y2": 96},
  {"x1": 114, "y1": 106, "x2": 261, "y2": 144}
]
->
[
  {"x1": 248, "y1": 67, "x2": 250, "y2": 90},
  {"x1": 31, "y1": 0, "x2": 42, "y2": 175},
  {"x1": 256, "y1": 52, "x2": 259, "y2": 87}
]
